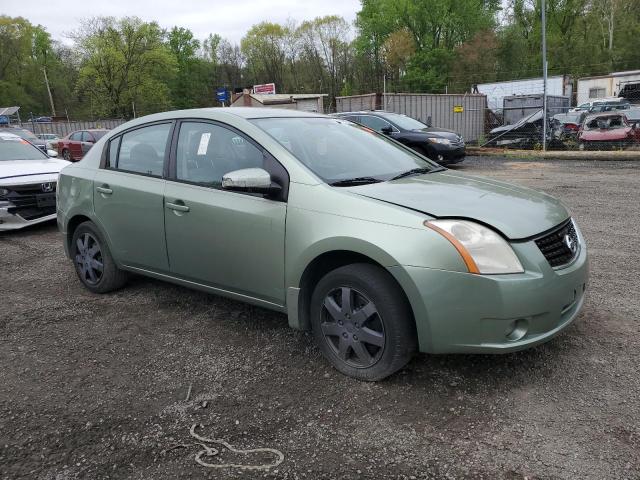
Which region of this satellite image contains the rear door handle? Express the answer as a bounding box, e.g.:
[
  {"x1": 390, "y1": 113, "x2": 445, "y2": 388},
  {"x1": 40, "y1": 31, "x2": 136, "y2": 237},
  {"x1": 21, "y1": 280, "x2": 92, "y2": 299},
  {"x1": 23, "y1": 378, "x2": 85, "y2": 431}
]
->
[
  {"x1": 165, "y1": 201, "x2": 190, "y2": 213},
  {"x1": 96, "y1": 185, "x2": 113, "y2": 195}
]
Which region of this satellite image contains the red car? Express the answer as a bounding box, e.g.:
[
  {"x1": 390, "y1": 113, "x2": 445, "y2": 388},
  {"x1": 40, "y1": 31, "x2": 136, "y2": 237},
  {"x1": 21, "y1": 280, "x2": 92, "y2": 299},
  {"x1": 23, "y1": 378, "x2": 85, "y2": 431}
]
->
[
  {"x1": 57, "y1": 129, "x2": 109, "y2": 161},
  {"x1": 578, "y1": 113, "x2": 638, "y2": 150}
]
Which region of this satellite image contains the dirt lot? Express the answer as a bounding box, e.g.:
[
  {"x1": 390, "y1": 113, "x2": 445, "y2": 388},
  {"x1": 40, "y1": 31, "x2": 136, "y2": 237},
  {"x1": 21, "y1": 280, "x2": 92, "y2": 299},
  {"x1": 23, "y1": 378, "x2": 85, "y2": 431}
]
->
[{"x1": 1, "y1": 157, "x2": 639, "y2": 480}]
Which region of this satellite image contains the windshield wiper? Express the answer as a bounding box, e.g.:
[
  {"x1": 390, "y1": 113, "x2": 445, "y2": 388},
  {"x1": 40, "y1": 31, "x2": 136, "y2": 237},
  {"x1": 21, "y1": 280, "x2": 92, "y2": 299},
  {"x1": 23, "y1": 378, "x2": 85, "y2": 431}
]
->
[
  {"x1": 390, "y1": 167, "x2": 436, "y2": 181},
  {"x1": 330, "y1": 176, "x2": 383, "y2": 187}
]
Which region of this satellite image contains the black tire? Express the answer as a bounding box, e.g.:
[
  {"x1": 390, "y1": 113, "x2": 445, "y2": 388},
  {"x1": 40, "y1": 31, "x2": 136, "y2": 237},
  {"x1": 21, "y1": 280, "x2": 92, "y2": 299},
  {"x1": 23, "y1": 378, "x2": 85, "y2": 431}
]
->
[
  {"x1": 70, "y1": 221, "x2": 127, "y2": 293},
  {"x1": 62, "y1": 149, "x2": 71, "y2": 161},
  {"x1": 310, "y1": 263, "x2": 417, "y2": 381}
]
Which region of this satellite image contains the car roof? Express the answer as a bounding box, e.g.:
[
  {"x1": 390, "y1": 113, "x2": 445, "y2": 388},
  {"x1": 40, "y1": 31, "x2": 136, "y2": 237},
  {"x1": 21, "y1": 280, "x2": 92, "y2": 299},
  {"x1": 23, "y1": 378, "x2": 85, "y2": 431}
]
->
[{"x1": 334, "y1": 110, "x2": 394, "y2": 116}]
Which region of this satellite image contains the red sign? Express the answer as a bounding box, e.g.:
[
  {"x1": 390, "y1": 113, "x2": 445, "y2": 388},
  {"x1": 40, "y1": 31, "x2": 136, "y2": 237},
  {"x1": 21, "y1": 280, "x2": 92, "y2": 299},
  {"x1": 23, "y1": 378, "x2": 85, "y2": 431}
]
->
[{"x1": 253, "y1": 83, "x2": 276, "y2": 95}]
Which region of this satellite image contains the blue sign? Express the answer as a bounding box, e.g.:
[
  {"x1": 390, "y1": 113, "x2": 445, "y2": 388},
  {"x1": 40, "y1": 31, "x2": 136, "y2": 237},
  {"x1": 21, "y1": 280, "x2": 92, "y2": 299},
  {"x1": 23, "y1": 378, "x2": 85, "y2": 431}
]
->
[{"x1": 216, "y1": 88, "x2": 228, "y2": 103}]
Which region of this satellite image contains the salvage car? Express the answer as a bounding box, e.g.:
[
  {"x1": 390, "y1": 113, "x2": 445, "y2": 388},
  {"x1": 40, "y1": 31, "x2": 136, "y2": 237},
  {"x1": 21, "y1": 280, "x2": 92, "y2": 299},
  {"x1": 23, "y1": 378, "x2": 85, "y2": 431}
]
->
[
  {"x1": 578, "y1": 112, "x2": 638, "y2": 150},
  {"x1": 57, "y1": 129, "x2": 109, "y2": 161},
  {"x1": 552, "y1": 112, "x2": 586, "y2": 138},
  {"x1": 332, "y1": 111, "x2": 465, "y2": 164},
  {"x1": 0, "y1": 132, "x2": 70, "y2": 230},
  {"x1": 486, "y1": 110, "x2": 545, "y2": 148},
  {"x1": 57, "y1": 108, "x2": 588, "y2": 381}
]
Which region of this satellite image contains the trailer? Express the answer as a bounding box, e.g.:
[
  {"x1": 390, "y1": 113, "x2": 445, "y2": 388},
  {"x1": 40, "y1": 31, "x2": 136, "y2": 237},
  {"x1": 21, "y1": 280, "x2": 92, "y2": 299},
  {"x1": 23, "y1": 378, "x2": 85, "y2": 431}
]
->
[{"x1": 475, "y1": 75, "x2": 573, "y2": 111}]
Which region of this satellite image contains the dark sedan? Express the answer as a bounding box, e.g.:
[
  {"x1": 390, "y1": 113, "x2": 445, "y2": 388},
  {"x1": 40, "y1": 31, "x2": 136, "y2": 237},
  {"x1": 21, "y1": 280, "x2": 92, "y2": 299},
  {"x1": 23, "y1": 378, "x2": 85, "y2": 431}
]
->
[{"x1": 333, "y1": 111, "x2": 465, "y2": 164}]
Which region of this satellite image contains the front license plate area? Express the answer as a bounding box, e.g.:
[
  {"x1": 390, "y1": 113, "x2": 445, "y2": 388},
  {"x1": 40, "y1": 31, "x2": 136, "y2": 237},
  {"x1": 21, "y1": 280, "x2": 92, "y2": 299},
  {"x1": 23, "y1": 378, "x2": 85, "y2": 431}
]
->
[{"x1": 36, "y1": 194, "x2": 56, "y2": 208}]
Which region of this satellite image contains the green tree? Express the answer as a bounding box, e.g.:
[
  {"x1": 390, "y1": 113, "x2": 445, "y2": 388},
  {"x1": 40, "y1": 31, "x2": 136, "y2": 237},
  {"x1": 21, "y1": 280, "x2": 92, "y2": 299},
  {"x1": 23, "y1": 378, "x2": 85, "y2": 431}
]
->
[{"x1": 73, "y1": 17, "x2": 176, "y2": 118}]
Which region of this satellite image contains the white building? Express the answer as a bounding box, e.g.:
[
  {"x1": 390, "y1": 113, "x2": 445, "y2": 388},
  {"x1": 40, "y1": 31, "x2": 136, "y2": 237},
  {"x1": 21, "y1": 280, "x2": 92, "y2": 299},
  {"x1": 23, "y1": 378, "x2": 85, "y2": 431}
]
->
[
  {"x1": 230, "y1": 92, "x2": 327, "y2": 112},
  {"x1": 576, "y1": 70, "x2": 640, "y2": 105}
]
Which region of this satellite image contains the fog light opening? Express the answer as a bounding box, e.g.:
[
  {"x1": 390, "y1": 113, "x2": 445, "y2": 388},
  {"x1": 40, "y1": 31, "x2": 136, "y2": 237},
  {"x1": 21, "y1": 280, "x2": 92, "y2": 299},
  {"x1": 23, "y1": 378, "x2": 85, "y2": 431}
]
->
[{"x1": 505, "y1": 318, "x2": 529, "y2": 342}]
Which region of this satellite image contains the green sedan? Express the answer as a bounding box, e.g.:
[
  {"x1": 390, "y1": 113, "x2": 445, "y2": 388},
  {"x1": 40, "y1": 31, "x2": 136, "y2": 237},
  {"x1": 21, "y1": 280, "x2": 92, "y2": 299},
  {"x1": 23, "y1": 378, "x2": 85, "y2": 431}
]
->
[{"x1": 57, "y1": 108, "x2": 588, "y2": 381}]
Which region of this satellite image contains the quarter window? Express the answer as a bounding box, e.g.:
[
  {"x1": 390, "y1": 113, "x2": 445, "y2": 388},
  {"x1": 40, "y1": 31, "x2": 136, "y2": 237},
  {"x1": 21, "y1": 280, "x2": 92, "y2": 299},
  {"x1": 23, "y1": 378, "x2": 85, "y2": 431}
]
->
[
  {"x1": 175, "y1": 122, "x2": 264, "y2": 187},
  {"x1": 108, "y1": 136, "x2": 120, "y2": 168},
  {"x1": 116, "y1": 123, "x2": 171, "y2": 176}
]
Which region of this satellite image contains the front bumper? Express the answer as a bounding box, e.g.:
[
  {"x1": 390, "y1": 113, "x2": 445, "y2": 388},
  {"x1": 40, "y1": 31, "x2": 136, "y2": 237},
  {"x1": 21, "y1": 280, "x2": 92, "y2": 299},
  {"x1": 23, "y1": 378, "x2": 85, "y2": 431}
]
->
[
  {"x1": 429, "y1": 144, "x2": 465, "y2": 164},
  {"x1": 0, "y1": 205, "x2": 56, "y2": 231},
  {"x1": 390, "y1": 232, "x2": 588, "y2": 354}
]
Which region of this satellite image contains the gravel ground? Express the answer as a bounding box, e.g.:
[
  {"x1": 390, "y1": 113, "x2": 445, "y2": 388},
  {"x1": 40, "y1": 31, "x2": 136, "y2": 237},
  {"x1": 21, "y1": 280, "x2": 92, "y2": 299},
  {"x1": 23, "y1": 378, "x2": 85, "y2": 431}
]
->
[{"x1": 1, "y1": 157, "x2": 639, "y2": 480}]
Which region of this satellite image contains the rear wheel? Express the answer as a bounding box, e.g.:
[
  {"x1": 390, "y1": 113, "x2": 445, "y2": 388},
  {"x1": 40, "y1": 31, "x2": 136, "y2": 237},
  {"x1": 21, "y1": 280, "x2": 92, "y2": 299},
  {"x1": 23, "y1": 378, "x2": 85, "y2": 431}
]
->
[
  {"x1": 71, "y1": 221, "x2": 127, "y2": 293},
  {"x1": 310, "y1": 263, "x2": 417, "y2": 381},
  {"x1": 62, "y1": 149, "x2": 72, "y2": 161}
]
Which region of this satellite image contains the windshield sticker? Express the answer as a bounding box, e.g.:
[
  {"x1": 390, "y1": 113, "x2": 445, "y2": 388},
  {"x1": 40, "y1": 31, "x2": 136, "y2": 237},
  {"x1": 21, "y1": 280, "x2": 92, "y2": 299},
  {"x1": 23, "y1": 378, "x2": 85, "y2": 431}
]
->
[{"x1": 197, "y1": 132, "x2": 211, "y2": 155}]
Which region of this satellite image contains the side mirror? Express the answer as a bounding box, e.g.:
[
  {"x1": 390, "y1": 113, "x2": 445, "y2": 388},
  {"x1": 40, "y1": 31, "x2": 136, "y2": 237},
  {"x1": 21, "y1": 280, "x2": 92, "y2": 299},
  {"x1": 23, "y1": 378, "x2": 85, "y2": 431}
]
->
[
  {"x1": 222, "y1": 168, "x2": 281, "y2": 195},
  {"x1": 47, "y1": 149, "x2": 58, "y2": 157},
  {"x1": 380, "y1": 126, "x2": 393, "y2": 135},
  {"x1": 426, "y1": 115, "x2": 433, "y2": 127}
]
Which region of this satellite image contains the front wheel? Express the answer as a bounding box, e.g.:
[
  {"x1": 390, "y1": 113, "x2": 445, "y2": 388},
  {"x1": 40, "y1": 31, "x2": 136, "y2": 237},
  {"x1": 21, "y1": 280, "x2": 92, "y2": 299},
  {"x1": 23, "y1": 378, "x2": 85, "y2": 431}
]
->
[
  {"x1": 71, "y1": 221, "x2": 127, "y2": 293},
  {"x1": 62, "y1": 149, "x2": 72, "y2": 161},
  {"x1": 310, "y1": 263, "x2": 417, "y2": 381}
]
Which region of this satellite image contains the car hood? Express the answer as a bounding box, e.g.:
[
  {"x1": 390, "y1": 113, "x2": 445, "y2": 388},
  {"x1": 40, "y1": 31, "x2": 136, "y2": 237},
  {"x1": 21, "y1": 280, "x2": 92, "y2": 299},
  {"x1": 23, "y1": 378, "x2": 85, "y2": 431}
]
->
[
  {"x1": 411, "y1": 127, "x2": 460, "y2": 140},
  {"x1": 0, "y1": 159, "x2": 71, "y2": 184},
  {"x1": 347, "y1": 170, "x2": 569, "y2": 240}
]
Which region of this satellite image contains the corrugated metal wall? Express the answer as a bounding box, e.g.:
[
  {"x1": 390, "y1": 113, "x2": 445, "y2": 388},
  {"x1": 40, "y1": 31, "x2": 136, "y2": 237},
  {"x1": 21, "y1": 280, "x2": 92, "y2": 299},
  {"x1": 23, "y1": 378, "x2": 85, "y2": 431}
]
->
[
  {"x1": 336, "y1": 94, "x2": 380, "y2": 112},
  {"x1": 383, "y1": 93, "x2": 487, "y2": 142}
]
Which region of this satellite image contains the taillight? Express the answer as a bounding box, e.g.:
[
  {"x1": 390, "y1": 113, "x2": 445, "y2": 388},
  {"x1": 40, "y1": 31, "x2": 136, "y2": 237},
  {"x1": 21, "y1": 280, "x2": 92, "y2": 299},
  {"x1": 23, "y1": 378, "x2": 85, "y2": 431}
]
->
[{"x1": 565, "y1": 123, "x2": 579, "y2": 131}]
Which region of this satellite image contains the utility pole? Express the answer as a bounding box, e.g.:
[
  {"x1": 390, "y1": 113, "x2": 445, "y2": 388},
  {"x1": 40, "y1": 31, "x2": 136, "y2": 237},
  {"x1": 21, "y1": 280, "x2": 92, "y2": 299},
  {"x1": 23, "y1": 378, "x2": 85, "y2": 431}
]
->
[
  {"x1": 383, "y1": 74, "x2": 386, "y2": 111},
  {"x1": 541, "y1": 0, "x2": 548, "y2": 151},
  {"x1": 42, "y1": 66, "x2": 56, "y2": 116}
]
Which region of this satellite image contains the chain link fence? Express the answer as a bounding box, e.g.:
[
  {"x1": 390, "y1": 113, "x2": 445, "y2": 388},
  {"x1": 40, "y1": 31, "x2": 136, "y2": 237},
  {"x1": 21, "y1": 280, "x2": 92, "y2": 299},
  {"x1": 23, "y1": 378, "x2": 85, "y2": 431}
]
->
[{"x1": 481, "y1": 105, "x2": 640, "y2": 151}]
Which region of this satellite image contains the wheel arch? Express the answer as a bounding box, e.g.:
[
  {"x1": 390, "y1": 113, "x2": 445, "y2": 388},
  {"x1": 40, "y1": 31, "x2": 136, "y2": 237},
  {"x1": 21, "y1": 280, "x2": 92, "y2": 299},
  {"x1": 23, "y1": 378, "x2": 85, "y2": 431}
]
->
[
  {"x1": 291, "y1": 246, "x2": 416, "y2": 334},
  {"x1": 65, "y1": 214, "x2": 117, "y2": 266}
]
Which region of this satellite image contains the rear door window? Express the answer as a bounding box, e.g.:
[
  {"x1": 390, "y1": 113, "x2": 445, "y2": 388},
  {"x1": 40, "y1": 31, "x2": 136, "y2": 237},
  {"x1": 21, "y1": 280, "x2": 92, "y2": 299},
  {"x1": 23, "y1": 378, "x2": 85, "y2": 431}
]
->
[{"x1": 358, "y1": 115, "x2": 394, "y2": 132}]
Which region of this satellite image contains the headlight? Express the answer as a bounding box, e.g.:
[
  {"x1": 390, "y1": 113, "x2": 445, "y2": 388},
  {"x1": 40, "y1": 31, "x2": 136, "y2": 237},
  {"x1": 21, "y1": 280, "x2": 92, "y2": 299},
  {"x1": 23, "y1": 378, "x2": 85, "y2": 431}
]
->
[
  {"x1": 427, "y1": 137, "x2": 451, "y2": 145},
  {"x1": 425, "y1": 219, "x2": 524, "y2": 274}
]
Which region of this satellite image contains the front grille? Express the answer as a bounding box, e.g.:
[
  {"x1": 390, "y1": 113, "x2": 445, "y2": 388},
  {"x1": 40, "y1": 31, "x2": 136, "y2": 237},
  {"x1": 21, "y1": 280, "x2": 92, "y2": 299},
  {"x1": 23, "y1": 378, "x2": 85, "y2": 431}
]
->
[
  {"x1": 535, "y1": 220, "x2": 579, "y2": 268},
  {"x1": 3, "y1": 182, "x2": 57, "y2": 220}
]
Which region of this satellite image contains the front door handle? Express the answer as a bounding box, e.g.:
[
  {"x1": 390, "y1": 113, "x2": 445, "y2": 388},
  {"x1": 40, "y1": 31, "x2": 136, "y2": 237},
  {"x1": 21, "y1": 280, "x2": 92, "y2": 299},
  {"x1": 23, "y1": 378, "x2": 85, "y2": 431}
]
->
[
  {"x1": 165, "y1": 201, "x2": 190, "y2": 213},
  {"x1": 96, "y1": 185, "x2": 113, "y2": 195}
]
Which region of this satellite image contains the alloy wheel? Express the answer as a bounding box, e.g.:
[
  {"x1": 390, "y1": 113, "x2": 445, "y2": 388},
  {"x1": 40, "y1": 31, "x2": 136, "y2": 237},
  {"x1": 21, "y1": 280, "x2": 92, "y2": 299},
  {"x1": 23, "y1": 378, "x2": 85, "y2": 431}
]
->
[
  {"x1": 75, "y1": 233, "x2": 104, "y2": 285},
  {"x1": 320, "y1": 287, "x2": 385, "y2": 368}
]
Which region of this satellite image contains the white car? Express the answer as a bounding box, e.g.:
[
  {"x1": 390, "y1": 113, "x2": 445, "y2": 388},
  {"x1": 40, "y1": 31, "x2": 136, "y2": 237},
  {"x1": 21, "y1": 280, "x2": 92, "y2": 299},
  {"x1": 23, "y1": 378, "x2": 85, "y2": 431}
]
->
[{"x1": 0, "y1": 132, "x2": 70, "y2": 231}]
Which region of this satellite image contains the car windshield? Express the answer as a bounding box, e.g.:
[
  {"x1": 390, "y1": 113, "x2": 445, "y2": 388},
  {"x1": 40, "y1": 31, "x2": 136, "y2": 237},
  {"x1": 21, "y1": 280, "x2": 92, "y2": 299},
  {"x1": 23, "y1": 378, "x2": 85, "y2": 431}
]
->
[
  {"x1": 382, "y1": 113, "x2": 429, "y2": 130},
  {"x1": 250, "y1": 117, "x2": 439, "y2": 184},
  {"x1": 0, "y1": 134, "x2": 48, "y2": 161},
  {"x1": 584, "y1": 115, "x2": 628, "y2": 130}
]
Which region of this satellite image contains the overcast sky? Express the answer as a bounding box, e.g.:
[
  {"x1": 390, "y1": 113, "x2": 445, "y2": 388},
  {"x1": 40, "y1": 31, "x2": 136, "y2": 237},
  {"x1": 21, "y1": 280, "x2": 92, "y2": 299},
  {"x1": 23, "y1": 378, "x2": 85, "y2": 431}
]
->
[{"x1": 3, "y1": 0, "x2": 362, "y2": 44}]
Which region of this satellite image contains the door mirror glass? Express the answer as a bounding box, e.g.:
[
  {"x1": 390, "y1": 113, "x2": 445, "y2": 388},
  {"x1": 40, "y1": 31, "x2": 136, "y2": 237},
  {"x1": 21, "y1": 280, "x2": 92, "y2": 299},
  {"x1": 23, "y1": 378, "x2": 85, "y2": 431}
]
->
[
  {"x1": 222, "y1": 168, "x2": 280, "y2": 194},
  {"x1": 381, "y1": 125, "x2": 393, "y2": 134}
]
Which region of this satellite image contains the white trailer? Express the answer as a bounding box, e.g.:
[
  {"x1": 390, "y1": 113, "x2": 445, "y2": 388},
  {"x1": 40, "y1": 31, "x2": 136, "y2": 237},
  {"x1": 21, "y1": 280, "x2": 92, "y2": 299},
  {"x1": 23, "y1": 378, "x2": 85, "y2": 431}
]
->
[{"x1": 475, "y1": 75, "x2": 573, "y2": 111}]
